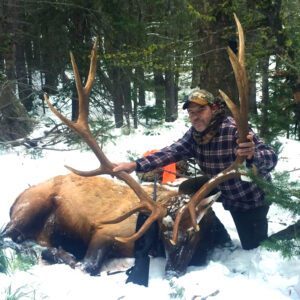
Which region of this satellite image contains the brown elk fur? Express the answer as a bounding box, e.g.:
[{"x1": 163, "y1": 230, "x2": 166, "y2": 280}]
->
[
  {"x1": 4, "y1": 174, "x2": 181, "y2": 272},
  {"x1": 3, "y1": 173, "x2": 230, "y2": 277}
]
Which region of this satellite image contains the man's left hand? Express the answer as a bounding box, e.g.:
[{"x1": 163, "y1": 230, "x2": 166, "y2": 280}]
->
[{"x1": 236, "y1": 133, "x2": 255, "y2": 160}]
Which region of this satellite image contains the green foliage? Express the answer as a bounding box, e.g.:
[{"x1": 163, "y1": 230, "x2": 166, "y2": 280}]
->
[
  {"x1": 138, "y1": 105, "x2": 165, "y2": 126},
  {"x1": 0, "y1": 237, "x2": 38, "y2": 275},
  {"x1": 143, "y1": 129, "x2": 161, "y2": 136},
  {"x1": 269, "y1": 140, "x2": 283, "y2": 157},
  {"x1": 186, "y1": 3, "x2": 214, "y2": 22},
  {"x1": 250, "y1": 170, "x2": 300, "y2": 214},
  {"x1": 139, "y1": 117, "x2": 176, "y2": 137},
  {"x1": 168, "y1": 279, "x2": 185, "y2": 299},
  {"x1": 2, "y1": 0, "x2": 300, "y2": 141},
  {"x1": 64, "y1": 118, "x2": 116, "y2": 149},
  {"x1": 25, "y1": 148, "x2": 44, "y2": 160},
  {"x1": 89, "y1": 119, "x2": 117, "y2": 147},
  {"x1": 4, "y1": 284, "x2": 39, "y2": 300},
  {"x1": 262, "y1": 238, "x2": 300, "y2": 258},
  {"x1": 0, "y1": 249, "x2": 9, "y2": 274},
  {"x1": 9, "y1": 252, "x2": 38, "y2": 273},
  {"x1": 0, "y1": 238, "x2": 40, "y2": 298},
  {"x1": 248, "y1": 169, "x2": 300, "y2": 257},
  {"x1": 253, "y1": 76, "x2": 297, "y2": 142},
  {"x1": 126, "y1": 150, "x2": 139, "y2": 162}
]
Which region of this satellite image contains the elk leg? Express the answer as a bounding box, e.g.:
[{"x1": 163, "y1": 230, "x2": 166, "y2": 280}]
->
[
  {"x1": 126, "y1": 213, "x2": 159, "y2": 287},
  {"x1": 81, "y1": 232, "x2": 112, "y2": 276},
  {"x1": 41, "y1": 246, "x2": 77, "y2": 268}
]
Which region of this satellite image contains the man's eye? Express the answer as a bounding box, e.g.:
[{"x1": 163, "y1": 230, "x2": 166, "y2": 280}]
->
[{"x1": 188, "y1": 109, "x2": 204, "y2": 114}]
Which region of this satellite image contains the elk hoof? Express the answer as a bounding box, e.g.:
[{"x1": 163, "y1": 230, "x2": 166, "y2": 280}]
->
[{"x1": 81, "y1": 260, "x2": 100, "y2": 276}]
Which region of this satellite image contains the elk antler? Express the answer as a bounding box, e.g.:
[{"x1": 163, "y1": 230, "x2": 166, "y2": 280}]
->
[
  {"x1": 44, "y1": 39, "x2": 166, "y2": 243},
  {"x1": 170, "y1": 14, "x2": 250, "y2": 244}
]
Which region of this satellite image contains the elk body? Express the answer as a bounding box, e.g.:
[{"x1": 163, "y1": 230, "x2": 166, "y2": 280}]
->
[{"x1": 3, "y1": 173, "x2": 227, "y2": 276}]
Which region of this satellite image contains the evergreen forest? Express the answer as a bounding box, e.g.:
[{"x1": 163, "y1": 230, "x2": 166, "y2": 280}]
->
[
  {"x1": 0, "y1": 0, "x2": 300, "y2": 271},
  {"x1": 0, "y1": 0, "x2": 300, "y2": 146}
]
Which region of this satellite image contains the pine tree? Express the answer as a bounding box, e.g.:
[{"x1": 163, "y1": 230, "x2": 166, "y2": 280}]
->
[{"x1": 249, "y1": 169, "x2": 300, "y2": 257}]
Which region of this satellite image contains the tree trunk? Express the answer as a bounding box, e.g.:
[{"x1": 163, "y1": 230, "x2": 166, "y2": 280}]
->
[
  {"x1": 154, "y1": 71, "x2": 165, "y2": 108},
  {"x1": 132, "y1": 80, "x2": 138, "y2": 129},
  {"x1": 40, "y1": 22, "x2": 59, "y2": 94},
  {"x1": 165, "y1": 69, "x2": 177, "y2": 122},
  {"x1": 260, "y1": 56, "x2": 270, "y2": 137},
  {"x1": 293, "y1": 101, "x2": 300, "y2": 140},
  {"x1": 15, "y1": 41, "x2": 33, "y2": 112},
  {"x1": 268, "y1": 220, "x2": 300, "y2": 241},
  {"x1": 0, "y1": 82, "x2": 33, "y2": 141},
  {"x1": 191, "y1": 2, "x2": 238, "y2": 102},
  {"x1": 249, "y1": 77, "x2": 257, "y2": 115},
  {"x1": 111, "y1": 68, "x2": 124, "y2": 128},
  {"x1": 1, "y1": 0, "x2": 17, "y2": 85},
  {"x1": 136, "y1": 67, "x2": 146, "y2": 106},
  {"x1": 122, "y1": 68, "x2": 132, "y2": 130}
]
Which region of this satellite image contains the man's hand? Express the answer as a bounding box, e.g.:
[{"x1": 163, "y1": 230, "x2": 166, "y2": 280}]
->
[
  {"x1": 236, "y1": 133, "x2": 255, "y2": 160},
  {"x1": 112, "y1": 162, "x2": 137, "y2": 174}
]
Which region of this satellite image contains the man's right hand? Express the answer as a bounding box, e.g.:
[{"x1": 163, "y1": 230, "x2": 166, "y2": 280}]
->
[{"x1": 112, "y1": 162, "x2": 137, "y2": 174}]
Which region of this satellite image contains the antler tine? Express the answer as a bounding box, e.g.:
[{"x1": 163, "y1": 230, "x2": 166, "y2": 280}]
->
[
  {"x1": 70, "y1": 52, "x2": 88, "y2": 128},
  {"x1": 170, "y1": 15, "x2": 250, "y2": 245},
  {"x1": 218, "y1": 90, "x2": 241, "y2": 131},
  {"x1": 70, "y1": 39, "x2": 98, "y2": 127},
  {"x1": 226, "y1": 50, "x2": 248, "y2": 142},
  {"x1": 227, "y1": 14, "x2": 249, "y2": 141},
  {"x1": 114, "y1": 208, "x2": 165, "y2": 243},
  {"x1": 45, "y1": 40, "x2": 167, "y2": 244},
  {"x1": 234, "y1": 13, "x2": 245, "y2": 66},
  {"x1": 85, "y1": 40, "x2": 98, "y2": 95}
]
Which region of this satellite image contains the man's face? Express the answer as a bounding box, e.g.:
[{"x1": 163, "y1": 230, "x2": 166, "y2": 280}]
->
[{"x1": 187, "y1": 102, "x2": 213, "y2": 132}]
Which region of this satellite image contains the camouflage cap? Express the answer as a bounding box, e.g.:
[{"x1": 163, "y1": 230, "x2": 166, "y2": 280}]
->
[{"x1": 182, "y1": 88, "x2": 215, "y2": 109}]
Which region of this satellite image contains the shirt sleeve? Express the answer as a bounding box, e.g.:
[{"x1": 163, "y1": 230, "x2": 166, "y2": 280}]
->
[
  {"x1": 246, "y1": 132, "x2": 278, "y2": 176},
  {"x1": 135, "y1": 129, "x2": 195, "y2": 173}
]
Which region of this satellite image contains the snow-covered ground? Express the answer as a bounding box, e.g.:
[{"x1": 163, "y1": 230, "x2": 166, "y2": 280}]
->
[{"x1": 0, "y1": 115, "x2": 300, "y2": 299}]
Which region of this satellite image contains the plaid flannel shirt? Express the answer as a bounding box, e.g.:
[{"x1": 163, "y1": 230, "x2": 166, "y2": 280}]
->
[{"x1": 136, "y1": 116, "x2": 278, "y2": 211}]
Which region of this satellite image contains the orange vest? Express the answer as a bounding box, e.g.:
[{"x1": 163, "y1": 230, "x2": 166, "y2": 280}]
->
[{"x1": 143, "y1": 150, "x2": 176, "y2": 184}]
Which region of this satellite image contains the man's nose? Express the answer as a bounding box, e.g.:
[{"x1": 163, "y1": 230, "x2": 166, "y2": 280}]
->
[{"x1": 190, "y1": 114, "x2": 200, "y2": 121}]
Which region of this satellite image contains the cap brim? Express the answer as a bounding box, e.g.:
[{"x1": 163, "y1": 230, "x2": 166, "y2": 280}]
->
[
  {"x1": 183, "y1": 99, "x2": 208, "y2": 110},
  {"x1": 182, "y1": 101, "x2": 190, "y2": 110}
]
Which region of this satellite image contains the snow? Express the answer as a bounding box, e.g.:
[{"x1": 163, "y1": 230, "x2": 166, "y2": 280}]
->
[{"x1": 0, "y1": 114, "x2": 300, "y2": 300}]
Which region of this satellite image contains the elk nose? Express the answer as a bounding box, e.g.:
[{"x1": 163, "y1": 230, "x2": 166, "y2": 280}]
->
[{"x1": 164, "y1": 269, "x2": 185, "y2": 280}]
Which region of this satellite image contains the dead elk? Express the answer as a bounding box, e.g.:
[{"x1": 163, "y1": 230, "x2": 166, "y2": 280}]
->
[{"x1": 2, "y1": 174, "x2": 229, "y2": 276}]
